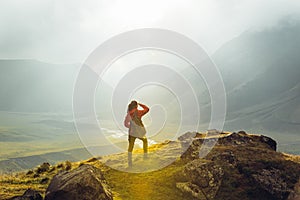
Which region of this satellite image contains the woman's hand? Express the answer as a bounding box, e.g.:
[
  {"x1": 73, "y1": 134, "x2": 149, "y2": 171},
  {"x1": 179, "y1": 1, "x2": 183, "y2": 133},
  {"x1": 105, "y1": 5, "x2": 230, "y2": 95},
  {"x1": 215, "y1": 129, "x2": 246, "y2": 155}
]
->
[{"x1": 138, "y1": 103, "x2": 149, "y2": 115}]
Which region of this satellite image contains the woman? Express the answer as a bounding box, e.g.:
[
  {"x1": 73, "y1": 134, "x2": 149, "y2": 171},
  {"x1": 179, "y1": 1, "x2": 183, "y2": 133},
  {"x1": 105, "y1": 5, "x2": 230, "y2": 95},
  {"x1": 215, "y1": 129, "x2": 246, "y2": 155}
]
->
[{"x1": 124, "y1": 100, "x2": 149, "y2": 167}]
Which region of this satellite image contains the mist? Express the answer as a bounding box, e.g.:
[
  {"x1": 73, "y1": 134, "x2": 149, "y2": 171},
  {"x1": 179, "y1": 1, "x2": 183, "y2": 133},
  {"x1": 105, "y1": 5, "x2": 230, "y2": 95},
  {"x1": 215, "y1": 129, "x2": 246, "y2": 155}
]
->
[{"x1": 0, "y1": 0, "x2": 300, "y2": 63}]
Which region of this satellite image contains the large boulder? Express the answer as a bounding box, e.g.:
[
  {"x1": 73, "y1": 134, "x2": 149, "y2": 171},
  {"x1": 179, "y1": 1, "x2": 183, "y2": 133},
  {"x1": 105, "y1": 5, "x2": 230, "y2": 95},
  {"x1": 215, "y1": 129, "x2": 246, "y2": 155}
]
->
[
  {"x1": 177, "y1": 160, "x2": 224, "y2": 199},
  {"x1": 252, "y1": 168, "x2": 292, "y2": 199},
  {"x1": 236, "y1": 157, "x2": 300, "y2": 199},
  {"x1": 45, "y1": 164, "x2": 113, "y2": 200},
  {"x1": 9, "y1": 189, "x2": 43, "y2": 200}
]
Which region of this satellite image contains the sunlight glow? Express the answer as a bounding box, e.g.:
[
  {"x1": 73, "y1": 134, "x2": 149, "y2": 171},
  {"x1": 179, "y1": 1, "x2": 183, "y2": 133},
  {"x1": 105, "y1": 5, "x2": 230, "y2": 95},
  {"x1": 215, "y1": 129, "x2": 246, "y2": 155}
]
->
[
  {"x1": 110, "y1": 1, "x2": 163, "y2": 24},
  {"x1": 106, "y1": 0, "x2": 188, "y2": 26}
]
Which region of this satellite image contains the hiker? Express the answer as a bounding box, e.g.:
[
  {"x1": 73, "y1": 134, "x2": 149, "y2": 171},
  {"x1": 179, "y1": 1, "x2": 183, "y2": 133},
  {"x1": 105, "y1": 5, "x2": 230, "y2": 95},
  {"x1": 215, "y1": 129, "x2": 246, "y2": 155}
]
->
[{"x1": 124, "y1": 100, "x2": 149, "y2": 167}]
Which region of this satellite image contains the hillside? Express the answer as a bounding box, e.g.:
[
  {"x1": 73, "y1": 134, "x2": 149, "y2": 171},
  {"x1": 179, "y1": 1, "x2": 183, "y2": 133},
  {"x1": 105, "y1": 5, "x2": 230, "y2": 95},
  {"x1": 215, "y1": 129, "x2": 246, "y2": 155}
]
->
[
  {"x1": 212, "y1": 21, "x2": 300, "y2": 136},
  {"x1": 0, "y1": 143, "x2": 126, "y2": 173},
  {"x1": 1, "y1": 131, "x2": 300, "y2": 200}
]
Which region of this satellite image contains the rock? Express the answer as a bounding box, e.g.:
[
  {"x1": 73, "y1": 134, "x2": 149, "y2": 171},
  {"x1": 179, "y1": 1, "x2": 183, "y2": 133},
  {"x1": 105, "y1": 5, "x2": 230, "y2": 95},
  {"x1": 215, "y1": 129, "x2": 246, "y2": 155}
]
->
[
  {"x1": 288, "y1": 178, "x2": 300, "y2": 200},
  {"x1": 176, "y1": 182, "x2": 207, "y2": 200},
  {"x1": 260, "y1": 135, "x2": 277, "y2": 151},
  {"x1": 65, "y1": 161, "x2": 72, "y2": 171},
  {"x1": 207, "y1": 129, "x2": 221, "y2": 136},
  {"x1": 87, "y1": 157, "x2": 102, "y2": 163},
  {"x1": 33, "y1": 173, "x2": 40, "y2": 178},
  {"x1": 181, "y1": 131, "x2": 278, "y2": 160},
  {"x1": 180, "y1": 138, "x2": 204, "y2": 160},
  {"x1": 26, "y1": 170, "x2": 34, "y2": 176},
  {"x1": 177, "y1": 132, "x2": 197, "y2": 141},
  {"x1": 237, "y1": 130, "x2": 247, "y2": 136},
  {"x1": 218, "y1": 131, "x2": 253, "y2": 146},
  {"x1": 9, "y1": 189, "x2": 43, "y2": 200},
  {"x1": 36, "y1": 162, "x2": 50, "y2": 174},
  {"x1": 40, "y1": 177, "x2": 49, "y2": 184},
  {"x1": 211, "y1": 151, "x2": 237, "y2": 166},
  {"x1": 252, "y1": 168, "x2": 291, "y2": 199},
  {"x1": 45, "y1": 164, "x2": 113, "y2": 200},
  {"x1": 181, "y1": 160, "x2": 224, "y2": 199}
]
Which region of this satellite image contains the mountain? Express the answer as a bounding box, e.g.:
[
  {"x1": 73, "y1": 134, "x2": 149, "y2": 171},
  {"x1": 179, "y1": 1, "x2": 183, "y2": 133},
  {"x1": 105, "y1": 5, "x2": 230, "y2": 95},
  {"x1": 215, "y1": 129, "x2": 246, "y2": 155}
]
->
[
  {"x1": 1, "y1": 131, "x2": 300, "y2": 200},
  {"x1": 0, "y1": 59, "x2": 80, "y2": 112},
  {"x1": 189, "y1": 21, "x2": 300, "y2": 155},
  {"x1": 212, "y1": 21, "x2": 300, "y2": 135}
]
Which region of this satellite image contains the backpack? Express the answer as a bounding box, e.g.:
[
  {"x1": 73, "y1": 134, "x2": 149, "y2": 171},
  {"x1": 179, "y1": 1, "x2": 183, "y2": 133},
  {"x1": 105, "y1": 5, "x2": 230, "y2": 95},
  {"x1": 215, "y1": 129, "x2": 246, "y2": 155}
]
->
[{"x1": 129, "y1": 110, "x2": 146, "y2": 138}]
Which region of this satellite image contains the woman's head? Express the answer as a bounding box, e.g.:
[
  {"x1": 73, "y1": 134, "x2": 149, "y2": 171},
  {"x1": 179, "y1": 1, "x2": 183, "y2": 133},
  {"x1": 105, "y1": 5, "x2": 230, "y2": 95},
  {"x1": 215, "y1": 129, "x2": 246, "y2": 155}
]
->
[{"x1": 128, "y1": 100, "x2": 138, "y2": 112}]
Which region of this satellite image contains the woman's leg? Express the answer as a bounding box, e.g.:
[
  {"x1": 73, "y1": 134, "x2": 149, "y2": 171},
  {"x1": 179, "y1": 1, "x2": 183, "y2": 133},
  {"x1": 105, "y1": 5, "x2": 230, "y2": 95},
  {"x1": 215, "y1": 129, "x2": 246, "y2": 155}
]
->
[
  {"x1": 128, "y1": 135, "x2": 136, "y2": 153},
  {"x1": 142, "y1": 137, "x2": 148, "y2": 159},
  {"x1": 128, "y1": 135, "x2": 136, "y2": 167},
  {"x1": 138, "y1": 137, "x2": 148, "y2": 155}
]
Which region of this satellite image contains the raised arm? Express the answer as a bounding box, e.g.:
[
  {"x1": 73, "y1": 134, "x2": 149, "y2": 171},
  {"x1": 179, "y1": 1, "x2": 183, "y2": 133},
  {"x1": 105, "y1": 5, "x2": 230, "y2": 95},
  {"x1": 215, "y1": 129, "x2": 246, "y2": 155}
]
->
[{"x1": 138, "y1": 103, "x2": 149, "y2": 116}]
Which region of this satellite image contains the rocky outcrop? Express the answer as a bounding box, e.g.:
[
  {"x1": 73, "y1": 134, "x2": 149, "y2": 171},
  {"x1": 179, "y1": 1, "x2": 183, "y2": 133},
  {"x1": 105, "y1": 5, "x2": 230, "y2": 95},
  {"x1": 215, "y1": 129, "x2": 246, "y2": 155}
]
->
[
  {"x1": 177, "y1": 131, "x2": 299, "y2": 200},
  {"x1": 252, "y1": 168, "x2": 290, "y2": 199},
  {"x1": 180, "y1": 131, "x2": 277, "y2": 160},
  {"x1": 177, "y1": 160, "x2": 224, "y2": 200},
  {"x1": 218, "y1": 131, "x2": 277, "y2": 150},
  {"x1": 9, "y1": 189, "x2": 43, "y2": 200},
  {"x1": 260, "y1": 135, "x2": 277, "y2": 151},
  {"x1": 45, "y1": 164, "x2": 113, "y2": 200}
]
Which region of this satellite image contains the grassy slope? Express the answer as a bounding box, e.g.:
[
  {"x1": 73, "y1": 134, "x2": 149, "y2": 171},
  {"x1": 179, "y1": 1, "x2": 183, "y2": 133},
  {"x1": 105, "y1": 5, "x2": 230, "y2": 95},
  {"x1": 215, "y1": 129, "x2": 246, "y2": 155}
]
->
[{"x1": 0, "y1": 142, "x2": 190, "y2": 200}]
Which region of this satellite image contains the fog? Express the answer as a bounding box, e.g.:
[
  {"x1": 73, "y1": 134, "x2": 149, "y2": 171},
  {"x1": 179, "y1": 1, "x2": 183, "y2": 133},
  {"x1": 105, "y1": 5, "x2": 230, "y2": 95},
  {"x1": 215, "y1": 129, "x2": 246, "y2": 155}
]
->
[{"x1": 0, "y1": 0, "x2": 300, "y2": 63}]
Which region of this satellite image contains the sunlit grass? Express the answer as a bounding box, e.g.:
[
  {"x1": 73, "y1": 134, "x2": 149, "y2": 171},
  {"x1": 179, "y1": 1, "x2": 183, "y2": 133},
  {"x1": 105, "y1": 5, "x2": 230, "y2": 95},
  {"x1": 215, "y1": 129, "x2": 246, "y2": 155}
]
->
[{"x1": 0, "y1": 142, "x2": 188, "y2": 200}]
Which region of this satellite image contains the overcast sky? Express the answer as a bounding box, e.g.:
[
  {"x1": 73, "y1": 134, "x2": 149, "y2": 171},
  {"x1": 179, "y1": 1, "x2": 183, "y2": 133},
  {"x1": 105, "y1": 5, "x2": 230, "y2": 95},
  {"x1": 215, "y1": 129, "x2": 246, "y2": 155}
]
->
[{"x1": 0, "y1": 0, "x2": 300, "y2": 64}]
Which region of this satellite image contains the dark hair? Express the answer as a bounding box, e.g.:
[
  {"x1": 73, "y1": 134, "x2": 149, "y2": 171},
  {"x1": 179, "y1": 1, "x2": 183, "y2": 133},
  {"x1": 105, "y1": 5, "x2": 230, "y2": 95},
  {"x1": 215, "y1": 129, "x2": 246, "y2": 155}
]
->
[{"x1": 127, "y1": 100, "x2": 138, "y2": 112}]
